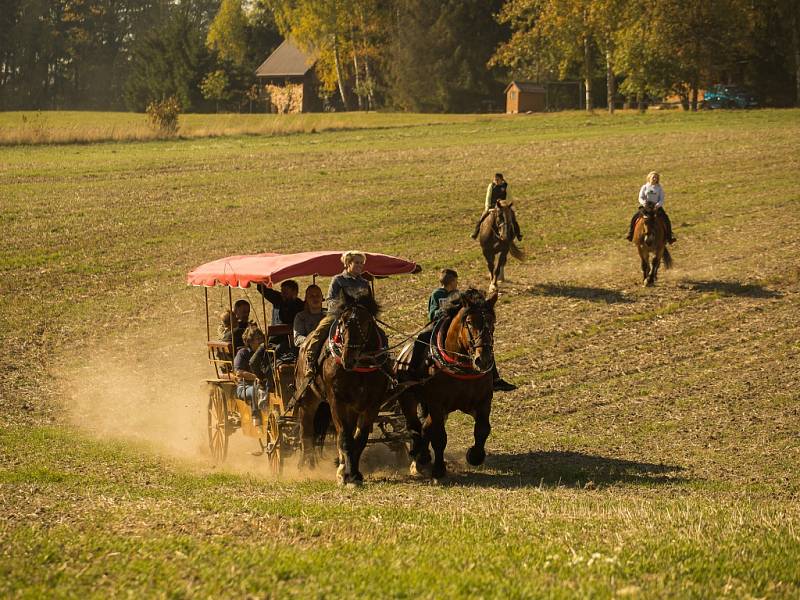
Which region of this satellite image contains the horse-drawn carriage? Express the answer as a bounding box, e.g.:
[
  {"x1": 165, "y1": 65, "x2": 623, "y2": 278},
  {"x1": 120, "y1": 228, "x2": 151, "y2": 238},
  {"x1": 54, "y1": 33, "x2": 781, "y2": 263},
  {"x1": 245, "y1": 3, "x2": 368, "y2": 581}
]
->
[{"x1": 187, "y1": 251, "x2": 421, "y2": 475}]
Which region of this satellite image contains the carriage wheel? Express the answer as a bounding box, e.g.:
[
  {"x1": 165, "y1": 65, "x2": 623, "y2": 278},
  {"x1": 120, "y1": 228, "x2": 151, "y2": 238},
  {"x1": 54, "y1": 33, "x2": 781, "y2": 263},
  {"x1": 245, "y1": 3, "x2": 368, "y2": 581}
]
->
[
  {"x1": 265, "y1": 409, "x2": 283, "y2": 476},
  {"x1": 207, "y1": 385, "x2": 230, "y2": 462}
]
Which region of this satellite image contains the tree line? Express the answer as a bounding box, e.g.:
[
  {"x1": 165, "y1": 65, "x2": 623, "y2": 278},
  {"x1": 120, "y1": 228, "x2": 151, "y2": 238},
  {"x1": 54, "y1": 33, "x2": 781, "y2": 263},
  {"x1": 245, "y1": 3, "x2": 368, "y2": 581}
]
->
[{"x1": 1, "y1": 0, "x2": 798, "y2": 112}]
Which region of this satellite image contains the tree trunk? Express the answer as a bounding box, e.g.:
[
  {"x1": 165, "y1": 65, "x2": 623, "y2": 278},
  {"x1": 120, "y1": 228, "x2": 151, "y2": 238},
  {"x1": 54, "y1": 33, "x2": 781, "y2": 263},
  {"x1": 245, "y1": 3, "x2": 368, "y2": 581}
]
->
[
  {"x1": 794, "y1": 8, "x2": 800, "y2": 107},
  {"x1": 690, "y1": 79, "x2": 699, "y2": 111},
  {"x1": 584, "y1": 36, "x2": 593, "y2": 111},
  {"x1": 363, "y1": 54, "x2": 375, "y2": 110},
  {"x1": 352, "y1": 35, "x2": 363, "y2": 111},
  {"x1": 332, "y1": 33, "x2": 349, "y2": 110},
  {"x1": 605, "y1": 48, "x2": 615, "y2": 114}
]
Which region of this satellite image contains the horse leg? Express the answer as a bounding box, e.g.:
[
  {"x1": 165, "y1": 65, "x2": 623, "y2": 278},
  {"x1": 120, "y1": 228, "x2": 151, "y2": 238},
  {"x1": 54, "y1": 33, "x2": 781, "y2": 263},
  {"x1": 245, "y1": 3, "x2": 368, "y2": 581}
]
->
[
  {"x1": 649, "y1": 253, "x2": 661, "y2": 286},
  {"x1": 495, "y1": 249, "x2": 509, "y2": 283},
  {"x1": 298, "y1": 396, "x2": 320, "y2": 469},
  {"x1": 313, "y1": 401, "x2": 331, "y2": 462},
  {"x1": 335, "y1": 413, "x2": 357, "y2": 486},
  {"x1": 638, "y1": 248, "x2": 650, "y2": 286},
  {"x1": 350, "y1": 406, "x2": 378, "y2": 484},
  {"x1": 424, "y1": 406, "x2": 448, "y2": 480},
  {"x1": 398, "y1": 391, "x2": 428, "y2": 474},
  {"x1": 466, "y1": 402, "x2": 492, "y2": 467},
  {"x1": 482, "y1": 246, "x2": 496, "y2": 287}
]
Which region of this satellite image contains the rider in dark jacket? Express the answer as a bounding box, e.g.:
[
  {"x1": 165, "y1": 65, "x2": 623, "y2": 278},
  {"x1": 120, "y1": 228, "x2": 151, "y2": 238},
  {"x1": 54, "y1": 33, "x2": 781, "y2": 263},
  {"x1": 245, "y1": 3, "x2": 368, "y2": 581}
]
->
[{"x1": 471, "y1": 173, "x2": 523, "y2": 241}]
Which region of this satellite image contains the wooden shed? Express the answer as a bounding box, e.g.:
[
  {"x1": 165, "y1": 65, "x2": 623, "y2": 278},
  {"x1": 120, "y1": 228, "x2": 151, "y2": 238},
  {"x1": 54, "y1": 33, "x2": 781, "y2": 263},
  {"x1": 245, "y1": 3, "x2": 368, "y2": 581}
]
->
[
  {"x1": 505, "y1": 81, "x2": 546, "y2": 114},
  {"x1": 255, "y1": 39, "x2": 320, "y2": 113}
]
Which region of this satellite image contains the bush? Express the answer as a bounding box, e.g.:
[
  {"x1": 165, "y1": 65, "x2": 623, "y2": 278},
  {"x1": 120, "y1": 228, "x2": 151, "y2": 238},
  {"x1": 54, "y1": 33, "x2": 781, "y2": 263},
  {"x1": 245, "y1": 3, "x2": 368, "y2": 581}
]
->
[{"x1": 146, "y1": 97, "x2": 181, "y2": 135}]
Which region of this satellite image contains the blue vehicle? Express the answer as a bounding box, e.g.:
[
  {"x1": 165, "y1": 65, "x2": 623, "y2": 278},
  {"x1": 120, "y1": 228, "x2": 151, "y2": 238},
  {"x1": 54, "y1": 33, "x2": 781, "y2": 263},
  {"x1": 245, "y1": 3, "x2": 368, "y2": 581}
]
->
[{"x1": 702, "y1": 85, "x2": 758, "y2": 109}]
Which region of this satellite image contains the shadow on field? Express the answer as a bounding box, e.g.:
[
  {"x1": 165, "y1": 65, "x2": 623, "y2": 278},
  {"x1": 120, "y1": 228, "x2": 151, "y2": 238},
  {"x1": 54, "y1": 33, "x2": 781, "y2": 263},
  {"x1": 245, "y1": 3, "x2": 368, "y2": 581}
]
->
[
  {"x1": 525, "y1": 283, "x2": 634, "y2": 304},
  {"x1": 450, "y1": 450, "x2": 685, "y2": 488},
  {"x1": 682, "y1": 279, "x2": 782, "y2": 299}
]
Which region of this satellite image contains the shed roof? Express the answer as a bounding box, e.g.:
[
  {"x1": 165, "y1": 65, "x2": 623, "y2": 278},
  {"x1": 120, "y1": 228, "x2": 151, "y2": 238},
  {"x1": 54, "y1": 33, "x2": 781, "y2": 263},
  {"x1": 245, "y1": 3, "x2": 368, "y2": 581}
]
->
[
  {"x1": 255, "y1": 39, "x2": 315, "y2": 77},
  {"x1": 505, "y1": 81, "x2": 546, "y2": 94}
]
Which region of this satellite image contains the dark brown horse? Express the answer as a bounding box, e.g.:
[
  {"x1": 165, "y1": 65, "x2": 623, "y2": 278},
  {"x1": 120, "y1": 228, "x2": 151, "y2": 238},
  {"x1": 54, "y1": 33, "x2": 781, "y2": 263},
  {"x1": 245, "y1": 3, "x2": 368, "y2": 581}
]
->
[
  {"x1": 397, "y1": 289, "x2": 497, "y2": 481},
  {"x1": 297, "y1": 289, "x2": 389, "y2": 485},
  {"x1": 634, "y1": 201, "x2": 673, "y2": 286},
  {"x1": 478, "y1": 200, "x2": 523, "y2": 290}
]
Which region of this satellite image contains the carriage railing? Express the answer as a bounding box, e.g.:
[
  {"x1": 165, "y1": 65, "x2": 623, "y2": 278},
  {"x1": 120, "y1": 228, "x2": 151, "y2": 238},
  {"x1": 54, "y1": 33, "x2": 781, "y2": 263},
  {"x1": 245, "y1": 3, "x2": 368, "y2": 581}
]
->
[{"x1": 207, "y1": 341, "x2": 234, "y2": 380}]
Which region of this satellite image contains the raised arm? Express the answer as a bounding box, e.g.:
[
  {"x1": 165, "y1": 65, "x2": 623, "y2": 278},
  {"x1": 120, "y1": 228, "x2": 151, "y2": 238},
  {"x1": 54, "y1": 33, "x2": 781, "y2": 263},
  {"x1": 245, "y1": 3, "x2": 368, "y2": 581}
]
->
[{"x1": 257, "y1": 283, "x2": 281, "y2": 306}]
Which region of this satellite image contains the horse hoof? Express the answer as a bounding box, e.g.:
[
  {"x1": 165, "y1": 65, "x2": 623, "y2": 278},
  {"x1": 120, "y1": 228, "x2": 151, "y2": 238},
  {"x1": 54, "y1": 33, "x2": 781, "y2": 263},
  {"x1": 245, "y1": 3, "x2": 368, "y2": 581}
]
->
[
  {"x1": 409, "y1": 461, "x2": 430, "y2": 477},
  {"x1": 346, "y1": 480, "x2": 363, "y2": 488},
  {"x1": 432, "y1": 465, "x2": 447, "y2": 480},
  {"x1": 466, "y1": 446, "x2": 486, "y2": 466}
]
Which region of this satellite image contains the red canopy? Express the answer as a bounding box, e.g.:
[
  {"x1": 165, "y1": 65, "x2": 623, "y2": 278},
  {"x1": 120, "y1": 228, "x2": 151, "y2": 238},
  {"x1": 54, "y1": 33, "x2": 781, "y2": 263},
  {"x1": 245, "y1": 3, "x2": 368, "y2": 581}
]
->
[{"x1": 187, "y1": 251, "x2": 420, "y2": 288}]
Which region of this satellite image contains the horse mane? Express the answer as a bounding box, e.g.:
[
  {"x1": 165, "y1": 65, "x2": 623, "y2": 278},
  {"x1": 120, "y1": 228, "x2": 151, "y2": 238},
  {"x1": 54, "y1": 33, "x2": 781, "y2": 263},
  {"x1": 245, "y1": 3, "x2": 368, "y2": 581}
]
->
[
  {"x1": 331, "y1": 287, "x2": 381, "y2": 317},
  {"x1": 440, "y1": 288, "x2": 490, "y2": 317}
]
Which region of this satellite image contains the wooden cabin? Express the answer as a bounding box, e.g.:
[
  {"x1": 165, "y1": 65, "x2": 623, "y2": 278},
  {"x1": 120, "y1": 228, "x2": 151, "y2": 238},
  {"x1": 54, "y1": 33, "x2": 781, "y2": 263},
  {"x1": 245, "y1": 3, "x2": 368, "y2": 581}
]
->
[
  {"x1": 255, "y1": 39, "x2": 320, "y2": 113},
  {"x1": 505, "y1": 81, "x2": 546, "y2": 114}
]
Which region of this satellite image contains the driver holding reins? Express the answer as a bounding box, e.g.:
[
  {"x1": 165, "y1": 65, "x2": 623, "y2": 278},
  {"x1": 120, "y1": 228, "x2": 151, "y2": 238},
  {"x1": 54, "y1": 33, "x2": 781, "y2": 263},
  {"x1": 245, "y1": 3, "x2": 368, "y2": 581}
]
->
[{"x1": 298, "y1": 251, "x2": 372, "y2": 391}]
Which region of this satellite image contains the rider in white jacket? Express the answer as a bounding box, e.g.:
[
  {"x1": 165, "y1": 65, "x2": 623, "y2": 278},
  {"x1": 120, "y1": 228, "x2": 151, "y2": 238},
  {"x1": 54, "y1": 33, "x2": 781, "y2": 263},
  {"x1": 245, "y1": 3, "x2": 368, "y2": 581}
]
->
[{"x1": 626, "y1": 171, "x2": 676, "y2": 243}]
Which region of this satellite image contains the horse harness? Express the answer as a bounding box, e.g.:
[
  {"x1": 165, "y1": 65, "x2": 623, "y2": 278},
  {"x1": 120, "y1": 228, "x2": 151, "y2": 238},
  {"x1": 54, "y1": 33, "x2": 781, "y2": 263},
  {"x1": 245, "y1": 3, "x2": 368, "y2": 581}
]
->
[
  {"x1": 327, "y1": 306, "x2": 389, "y2": 373},
  {"x1": 428, "y1": 307, "x2": 495, "y2": 380}
]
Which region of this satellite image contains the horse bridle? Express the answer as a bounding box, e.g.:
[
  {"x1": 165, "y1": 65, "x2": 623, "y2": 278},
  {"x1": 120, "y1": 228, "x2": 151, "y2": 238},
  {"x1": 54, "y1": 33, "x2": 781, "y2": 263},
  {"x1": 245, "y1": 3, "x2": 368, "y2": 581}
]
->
[{"x1": 461, "y1": 306, "x2": 495, "y2": 356}]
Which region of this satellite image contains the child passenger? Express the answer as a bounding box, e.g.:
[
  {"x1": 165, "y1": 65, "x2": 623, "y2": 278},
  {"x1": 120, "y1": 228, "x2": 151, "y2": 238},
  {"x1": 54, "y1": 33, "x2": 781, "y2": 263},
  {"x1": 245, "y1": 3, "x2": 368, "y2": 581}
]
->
[{"x1": 234, "y1": 324, "x2": 270, "y2": 426}]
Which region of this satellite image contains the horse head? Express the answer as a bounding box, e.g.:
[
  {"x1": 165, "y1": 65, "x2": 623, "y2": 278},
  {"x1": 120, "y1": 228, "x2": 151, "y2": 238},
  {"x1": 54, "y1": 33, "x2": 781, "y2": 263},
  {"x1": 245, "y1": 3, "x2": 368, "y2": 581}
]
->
[
  {"x1": 333, "y1": 288, "x2": 381, "y2": 370},
  {"x1": 495, "y1": 200, "x2": 515, "y2": 242},
  {"x1": 641, "y1": 201, "x2": 658, "y2": 245},
  {"x1": 454, "y1": 288, "x2": 497, "y2": 372}
]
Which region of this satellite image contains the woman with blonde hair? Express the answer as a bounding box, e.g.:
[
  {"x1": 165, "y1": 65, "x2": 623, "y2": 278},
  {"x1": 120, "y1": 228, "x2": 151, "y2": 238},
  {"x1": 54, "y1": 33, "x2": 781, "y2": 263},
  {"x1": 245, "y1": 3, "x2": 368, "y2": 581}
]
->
[
  {"x1": 297, "y1": 251, "x2": 373, "y2": 391},
  {"x1": 626, "y1": 171, "x2": 676, "y2": 244}
]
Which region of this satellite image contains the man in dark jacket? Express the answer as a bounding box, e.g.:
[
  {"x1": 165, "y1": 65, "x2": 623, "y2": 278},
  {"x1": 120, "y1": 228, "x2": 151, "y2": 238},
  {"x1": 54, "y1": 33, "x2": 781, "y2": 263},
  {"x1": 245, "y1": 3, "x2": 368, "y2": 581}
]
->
[{"x1": 257, "y1": 279, "x2": 304, "y2": 350}]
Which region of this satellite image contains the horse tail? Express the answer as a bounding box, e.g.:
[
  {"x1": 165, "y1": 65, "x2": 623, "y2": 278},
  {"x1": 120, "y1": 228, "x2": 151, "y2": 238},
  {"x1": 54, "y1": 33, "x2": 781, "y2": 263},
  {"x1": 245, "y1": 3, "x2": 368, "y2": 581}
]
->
[
  {"x1": 509, "y1": 241, "x2": 524, "y2": 261},
  {"x1": 662, "y1": 247, "x2": 673, "y2": 270}
]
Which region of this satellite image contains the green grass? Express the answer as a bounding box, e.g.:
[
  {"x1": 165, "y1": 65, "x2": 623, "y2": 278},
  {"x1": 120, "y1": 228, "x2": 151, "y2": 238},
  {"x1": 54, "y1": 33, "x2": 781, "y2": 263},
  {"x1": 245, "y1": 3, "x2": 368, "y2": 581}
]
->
[{"x1": 1, "y1": 109, "x2": 800, "y2": 597}]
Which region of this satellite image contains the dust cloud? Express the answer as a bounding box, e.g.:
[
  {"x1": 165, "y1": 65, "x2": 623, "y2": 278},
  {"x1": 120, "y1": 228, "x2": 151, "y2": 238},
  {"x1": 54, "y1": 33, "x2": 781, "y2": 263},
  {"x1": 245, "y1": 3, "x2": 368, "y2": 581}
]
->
[{"x1": 58, "y1": 325, "x2": 408, "y2": 480}]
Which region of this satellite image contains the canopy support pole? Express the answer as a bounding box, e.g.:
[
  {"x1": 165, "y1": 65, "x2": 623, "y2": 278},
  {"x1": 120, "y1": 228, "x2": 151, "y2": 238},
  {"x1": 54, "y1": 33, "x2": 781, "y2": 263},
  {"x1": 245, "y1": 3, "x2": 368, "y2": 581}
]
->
[
  {"x1": 204, "y1": 287, "x2": 210, "y2": 342},
  {"x1": 228, "y1": 287, "x2": 235, "y2": 355}
]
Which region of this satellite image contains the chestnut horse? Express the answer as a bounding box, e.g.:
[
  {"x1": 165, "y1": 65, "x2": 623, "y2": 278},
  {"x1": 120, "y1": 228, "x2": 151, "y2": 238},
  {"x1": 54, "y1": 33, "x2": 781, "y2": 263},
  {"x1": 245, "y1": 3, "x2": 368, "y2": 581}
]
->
[
  {"x1": 296, "y1": 289, "x2": 389, "y2": 485},
  {"x1": 397, "y1": 289, "x2": 497, "y2": 481},
  {"x1": 634, "y1": 201, "x2": 673, "y2": 286},
  {"x1": 478, "y1": 200, "x2": 523, "y2": 290}
]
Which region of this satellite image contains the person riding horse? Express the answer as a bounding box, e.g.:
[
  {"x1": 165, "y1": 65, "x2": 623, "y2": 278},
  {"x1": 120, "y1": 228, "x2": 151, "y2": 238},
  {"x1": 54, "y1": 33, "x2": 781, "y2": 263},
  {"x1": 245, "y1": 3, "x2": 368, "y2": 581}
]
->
[
  {"x1": 403, "y1": 268, "x2": 517, "y2": 392},
  {"x1": 471, "y1": 173, "x2": 523, "y2": 241},
  {"x1": 626, "y1": 171, "x2": 676, "y2": 244},
  {"x1": 298, "y1": 251, "x2": 372, "y2": 392}
]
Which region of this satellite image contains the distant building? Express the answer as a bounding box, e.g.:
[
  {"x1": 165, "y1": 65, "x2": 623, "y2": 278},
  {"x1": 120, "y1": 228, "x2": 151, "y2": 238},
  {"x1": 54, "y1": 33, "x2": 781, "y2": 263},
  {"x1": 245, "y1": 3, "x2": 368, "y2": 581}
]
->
[
  {"x1": 505, "y1": 81, "x2": 546, "y2": 113},
  {"x1": 255, "y1": 39, "x2": 321, "y2": 113}
]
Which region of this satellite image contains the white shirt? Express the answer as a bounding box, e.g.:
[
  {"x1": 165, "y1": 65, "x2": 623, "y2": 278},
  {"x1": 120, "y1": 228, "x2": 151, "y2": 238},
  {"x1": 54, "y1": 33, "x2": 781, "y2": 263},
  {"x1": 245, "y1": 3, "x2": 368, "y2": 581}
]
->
[{"x1": 639, "y1": 183, "x2": 664, "y2": 208}]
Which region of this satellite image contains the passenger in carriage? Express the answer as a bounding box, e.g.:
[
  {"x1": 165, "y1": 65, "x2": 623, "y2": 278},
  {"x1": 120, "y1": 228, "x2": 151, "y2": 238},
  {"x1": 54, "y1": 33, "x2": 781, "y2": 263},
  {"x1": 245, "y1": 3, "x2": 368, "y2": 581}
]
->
[
  {"x1": 234, "y1": 324, "x2": 270, "y2": 426},
  {"x1": 221, "y1": 299, "x2": 251, "y2": 351},
  {"x1": 216, "y1": 309, "x2": 233, "y2": 340},
  {"x1": 299, "y1": 251, "x2": 372, "y2": 386},
  {"x1": 293, "y1": 284, "x2": 326, "y2": 347},
  {"x1": 257, "y1": 279, "x2": 304, "y2": 354}
]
